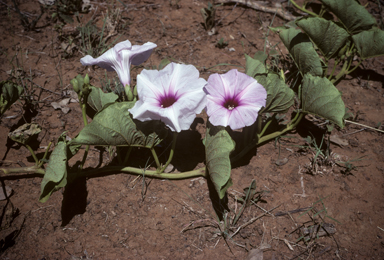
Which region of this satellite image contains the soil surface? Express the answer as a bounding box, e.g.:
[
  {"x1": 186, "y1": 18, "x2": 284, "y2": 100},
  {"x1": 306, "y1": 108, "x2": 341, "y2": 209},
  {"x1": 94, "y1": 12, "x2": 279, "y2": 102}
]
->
[{"x1": 0, "y1": 0, "x2": 384, "y2": 259}]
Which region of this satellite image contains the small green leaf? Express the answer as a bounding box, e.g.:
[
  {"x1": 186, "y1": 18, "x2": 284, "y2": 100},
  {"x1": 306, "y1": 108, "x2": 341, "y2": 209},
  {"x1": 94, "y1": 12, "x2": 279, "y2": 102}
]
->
[
  {"x1": 253, "y1": 51, "x2": 268, "y2": 63},
  {"x1": 301, "y1": 74, "x2": 345, "y2": 128},
  {"x1": 158, "y1": 58, "x2": 171, "y2": 70},
  {"x1": 296, "y1": 17, "x2": 349, "y2": 60},
  {"x1": 205, "y1": 124, "x2": 235, "y2": 199},
  {"x1": 87, "y1": 86, "x2": 119, "y2": 112},
  {"x1": 0, "y1": 81, "x2": 23, "y2": 116},
  {"x1": 278, "y1": 27, "x2": 323, "y2": 76},
  {"x1": 70, "y1": 102, "x2": 167, "y2": 148},
  {"x1": 352, "y1": 27, "x2": 384, "y2": 59},
  {"x1": 245, "y1": 54, "x2": 266, "y2": 77},
  {"x1": 320, "y1": 0, "x2": 376, "y2": 34},
  {"x1": 39, "y1": 136, "x2": 68, "y2": 203},
  {"x1": 8, "y1": 123, "x2": 42, "y2": 145},
  {"x1": 261, "y1": 73, "x2": 295, "y2": 113}
]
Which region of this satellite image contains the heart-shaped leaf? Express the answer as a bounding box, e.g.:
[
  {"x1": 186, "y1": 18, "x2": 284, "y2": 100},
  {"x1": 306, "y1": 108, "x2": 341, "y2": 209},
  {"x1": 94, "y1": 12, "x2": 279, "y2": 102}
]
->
[
  {"x1": 320, "y1": 0, "x2": 376, "y2": 34},
  {"x1": 296, "y1": 17, "x2": 349, "y2": 60},
  {"x1": 205, "y1": 123, "x2": 235, "y2": 199},
  {"x1": 278, "y1": 27, "x2": 323, "y2": 76},
  {"x1": 39, "y1": 136, "x2": 68, "y2": 203},
  {"x1": 245, "y1": 54, "x2": 266, "y2": 78},
  {"x1": 262, "y1": 73, "x2": 295, "y2": 113},
  {"x1": 70, "y1": 102, "x2": 167, "y2": 148},
  {"x1": 87, "y1": 86, "x2": 119, "y2": 113},
  {"x1": 301, "y1": 74, "x2": 345, "y2": 128},
  {"x1": 352, "y1": 27, "x2": 384, "y2": 59}
]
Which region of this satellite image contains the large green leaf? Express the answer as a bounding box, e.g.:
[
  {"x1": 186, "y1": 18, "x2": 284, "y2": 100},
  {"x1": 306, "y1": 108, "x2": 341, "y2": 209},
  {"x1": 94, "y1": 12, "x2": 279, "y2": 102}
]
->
[
  {"x1": 205, "y1": 124, "x2": 235, "y2": 199},
  {"x1": 39, "y1": 136, "x2": 68, "y2": 203},
  {"x1": 262, "y1": 73, "x2": 295, "y2": 113},
  {"x1": 320, "y1": 0, "x2": 376, "y2": 34},
  {"x1": 278, "y1": 27, "x2": 323, "y2": 76},
  {"x1": 245, "y1": 54, "x2": 266, "y2": 78},
  {"x1": 301, "y1": 74, "x2": 345, "y2": 128},
  {"x1": 87, "y1": 87, "x2": 119, "y2": 112},
  {"x1": 352, "y1": 28, "x2": 384, "y2": 59},
  {"x1": 70, "y1": 102, "x2": 167, "y2": 148},
  {"x1": 0, "y1": 81, "x2": 24, "y2": 116},
  {"x1": 296, "y1": 17, "x2": 349, "y2": 60}
]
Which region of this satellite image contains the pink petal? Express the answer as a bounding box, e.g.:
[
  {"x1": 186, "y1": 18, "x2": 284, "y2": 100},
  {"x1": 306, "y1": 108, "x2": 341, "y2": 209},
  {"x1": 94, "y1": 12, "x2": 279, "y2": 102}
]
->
[{"x1": 205, "y1": 69, "x2": 267, "y2": 130}]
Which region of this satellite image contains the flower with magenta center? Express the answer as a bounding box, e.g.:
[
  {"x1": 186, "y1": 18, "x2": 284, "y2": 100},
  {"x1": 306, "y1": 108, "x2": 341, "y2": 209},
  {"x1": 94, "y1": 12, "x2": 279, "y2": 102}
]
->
[
  {"x1": 204, "y1": 69, "x2": 267, "y2": 130},
  {"x1": 80, "y1": 40, "x2": 157, "y2": 88},
  {"x1": 129, "y1": 63, "x2": 207, "y2": 133}
]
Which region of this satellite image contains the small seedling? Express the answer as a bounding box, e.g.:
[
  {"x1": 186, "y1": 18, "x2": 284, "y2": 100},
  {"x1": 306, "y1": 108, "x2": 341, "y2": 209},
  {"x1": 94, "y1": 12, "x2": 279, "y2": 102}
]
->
[{"x1": 216, "y1": 38, "x2": 228, "y2": 49}]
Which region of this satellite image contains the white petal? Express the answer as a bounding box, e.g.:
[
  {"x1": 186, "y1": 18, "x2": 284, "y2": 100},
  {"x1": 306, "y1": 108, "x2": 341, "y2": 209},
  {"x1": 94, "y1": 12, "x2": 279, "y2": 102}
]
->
[
  {"x1": 130, "y1": 42, "x2": 157, "y2": 66},
  {"x1": 130, "y1": 62, "x2": 207, "y2": 132}
]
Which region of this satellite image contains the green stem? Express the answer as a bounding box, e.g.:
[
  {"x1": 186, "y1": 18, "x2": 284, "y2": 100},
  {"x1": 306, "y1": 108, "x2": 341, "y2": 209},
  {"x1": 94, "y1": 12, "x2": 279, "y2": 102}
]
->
[
  {"x1": 290, "y1": 0, "x2": 319, "y2": 17},
  {"x1": 331, "y1": 56, "x2": 351, "y2": 84},
  {"x1": 79, "y1": 99, "x2": 89, "y2": 170},
  {"x1": 0, "y1": 165, "x2": 207, "y2": 180},
  {"x1": 37, "y1": 141, "x2": 52, "y2": 168},
  {"x1": 0, "y1": 165, "x2": 45, "y2": 175},
  {"x1": 258, "y1": 113, "x2": 304, "y2": 145},
  {"x1": 231, "y1": 112, "x2": 304, "y2": 163},
  {"x1": 159, "y1": 132, "x2": 178, "y2": 173},
  {"x1": 346, "y1": 59, "x2": 363, "y2": 74},
  {"x1": 258, "y1": 117, "x2": 273, "y2": 138},
  {"x1": 151, "y1": 148, "x2": 161, "y2": 169},
  {"x1": 123, "y1": 146, "x2": 133, "y2": 165},
  {"x1": 80, "y1": 166, "x2": 206, "y2": 179},
  {"x1": 25, "y1": 144, "x2": 39, "y2": 165},
  {"x1": 327, "y1": 60, "x2": 339, "y2": 80}
]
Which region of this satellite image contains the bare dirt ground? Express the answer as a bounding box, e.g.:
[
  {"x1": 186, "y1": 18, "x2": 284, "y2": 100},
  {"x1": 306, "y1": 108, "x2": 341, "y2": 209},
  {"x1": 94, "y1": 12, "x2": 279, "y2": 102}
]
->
[{"x1": 0, "y1": 0, "x2": 384, "y2": 259}]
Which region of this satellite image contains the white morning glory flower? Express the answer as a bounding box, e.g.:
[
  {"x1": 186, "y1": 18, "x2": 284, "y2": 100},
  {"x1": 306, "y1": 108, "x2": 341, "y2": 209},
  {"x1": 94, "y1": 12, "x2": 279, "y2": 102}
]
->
[
  {"x1": 204, "y1": 69, "x2": 267, "y2": 130},
  {"x1": 128, "y1": 63, "x2": 207, "y2": 132},
  {"x1": 80, "y1": 40, "x2": 157, "y2": 87}
]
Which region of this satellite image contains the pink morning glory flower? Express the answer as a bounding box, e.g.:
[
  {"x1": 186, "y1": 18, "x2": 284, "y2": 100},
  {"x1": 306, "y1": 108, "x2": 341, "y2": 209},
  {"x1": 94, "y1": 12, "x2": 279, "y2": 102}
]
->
[
  {"x1": 128, "y1": 63, "x2": 207, "y2": 132},
  {"x1": 204, "y1": 69, "x2": 267, "y2": 130},
  {"x1": 80, "y1": 40, "x2": 157, "y2": 87}
]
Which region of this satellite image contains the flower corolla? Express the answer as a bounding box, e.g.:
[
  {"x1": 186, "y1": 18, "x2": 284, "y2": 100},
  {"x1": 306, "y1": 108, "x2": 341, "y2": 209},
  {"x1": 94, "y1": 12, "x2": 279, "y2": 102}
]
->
[
  {"x1": 80, "y1": 40, "x2": 157, "y2": 87},
  {"x1": 204, "y1": 69, "x2": 267, "y2": 130},
  {"x1": 129, "y1": 63, "x2": 207, "y2": 132}
]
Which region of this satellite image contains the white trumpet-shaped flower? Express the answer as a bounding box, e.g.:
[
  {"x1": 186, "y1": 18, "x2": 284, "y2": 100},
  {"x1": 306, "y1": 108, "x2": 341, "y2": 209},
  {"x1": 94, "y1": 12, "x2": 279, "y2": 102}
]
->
[
  {"x1": 80, "y1": 40, "x2": 157, "y2": 87},
  {"x1": 129, "y1": 63, "x2": 207, "y2": 132}
]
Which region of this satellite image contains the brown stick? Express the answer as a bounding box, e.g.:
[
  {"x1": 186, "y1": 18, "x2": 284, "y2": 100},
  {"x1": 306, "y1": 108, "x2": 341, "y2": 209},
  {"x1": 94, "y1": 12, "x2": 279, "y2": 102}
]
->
[{"x1": 216, "y1": 0, "x2": 296, "y2": 21}]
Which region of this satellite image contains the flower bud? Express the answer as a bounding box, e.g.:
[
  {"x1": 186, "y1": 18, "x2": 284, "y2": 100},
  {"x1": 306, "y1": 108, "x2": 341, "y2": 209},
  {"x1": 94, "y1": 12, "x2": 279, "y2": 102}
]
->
[
  {"x1": 125, "y1": 85, "x2": 133, "y2": 101},
  {"x1": 84, "y1": 74, "x2": 90, "y2": 85},
  {"x1": 70, "y1": 78, "x2": 79, "y2": 93},
  {"x1": 133, "y1": 85, "x2": 138, "y2": 97}
]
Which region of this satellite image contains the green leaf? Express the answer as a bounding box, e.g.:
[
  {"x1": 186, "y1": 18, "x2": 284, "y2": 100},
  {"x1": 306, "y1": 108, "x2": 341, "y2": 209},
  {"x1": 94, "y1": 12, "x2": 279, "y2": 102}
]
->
[
  {"x1": 205, "y1": 124, "x2": 235, "y2": 199},
  {"x1": 158, "y1": 58, "x2": 171, "y2": 70},
  {"x1": 352, "y1": 27, "x2": 384, "y2": 59},
  {"x1": 253, "y1": 51, "x2": 268, "y2": 63},
  {"x1": 320, "y1": 0, "x2": 376, "y2": 34},
  {"x1": 8, "y1": 123, "x2": 42, "y2": 145},
  {"x1": 278, "y1": 27, "x2": 323, "y2": 76},
  {"x1": 70, "y1": 102, "x2": 167, "y2": 148},
  {"x1": 262, "y1": 73, "x2": 295, "y2": 113},
  {"x1": 301, "y1": 74, "x2": 345, "y2": 128},
  {"x1": 296, "y1": 17, "x2": 350, "y2": 60},
  {"x1": 0, "y1": 81, "x2": 23, "y2": 116},
  {"x1": 39, "y1": 136, "x2": 68, "y2": 203},
  {"x1": 245, "y1": 54, "x2": 266, "y2": 77},
  {"x1": 87, "y1": 86, "x2": 119, "y2": 112},
  {"x1": 58, "y1": 12, "x2": 74, "y2": 24}
]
